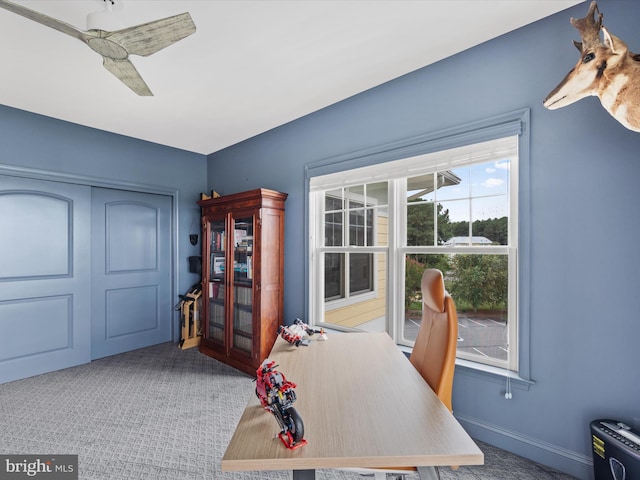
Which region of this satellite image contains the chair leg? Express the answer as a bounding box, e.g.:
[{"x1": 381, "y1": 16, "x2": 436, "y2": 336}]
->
[
  {"x1": 416, "y1": 466, "x2": 440, "y2": 480},
  {"x1": 371, "y1": 473, "x2": 404, "y2": 480}
]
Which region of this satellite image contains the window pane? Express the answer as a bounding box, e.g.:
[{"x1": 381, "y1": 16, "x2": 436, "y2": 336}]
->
[
  {"x1": 470, "y1": 160, "x2": 509, "y2": 197},
  {"x1": 432, "y1": 161, "x2": 510, "y2": 247},
  {"x1": 323, "y1": 252, "x2": 387, "y2": 333},
  {"x1": 350, "y1": 253, "x2": 373, "y2": 294},
  {"x1": 366, "y1": 182, "x2": 388, "y2": 205},
  {"x1": 325, "y1": 189, "x2": 343, "y2": 210},
  {"x1": 324, "y1": 211, "x2": 343, "y2": 246},
  {"x1": 324, "y1": 253, "x2": 343, "y2": 300},
  {"x1": 349, "y1": 208, "x2": 365, "y2": 246},
  {"x1": 327, "y1": 182, "x2": 389, "y2": 248},
  {"x1": 436, "y1": 168, "x2": 469, "y2": 201},
  {"x1": 439, "y1": 200, "x2": 470, "y2": 246},
  {"x1": 348, "y1": 208, "x2": 376, "y2": 246},
  {"x1": 407, "y1": 173, "x2": 436, "y2": 202},
  {"x1": 450, "y1": 254, "x2": 509, "y2": 363},
  {"x1": 406, "y1": 202, "x2": 435, "y2": 246},
  {"x1": 366, "y1": 208, "x2": 374, "y2": 246},
  {"x1": 470, "y1": 196, "x2": 509, "y2": 245},
  {"x1": 347, "y1": 185, "x2": 364, "y2": 209},
  {"x1": 402, "y1": 253, "x2": 509, "y2": 365},
  {"x1": 374, "y1": 206, "x2": 389, "y2": 247},
  {"x1": 440, "y1": 199, "x2": 470, "y2": 227},
  {"x1": 402, "y1": 253, "x2": 452, "y2": 342}
]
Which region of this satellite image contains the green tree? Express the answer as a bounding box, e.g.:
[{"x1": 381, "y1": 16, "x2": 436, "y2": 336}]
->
[
  {"x1": 406, "y1": 201, "x2": 452, "y2": 246},
  {"x1": 448, "y1": 217, "x2": 508, "y2": 245},
  {"x1": 406, "y1": 202, "x2": 434, "y2": 246},
  {"x1": 449, "y1": 254, "x2": 508, "y2": 312},
  {"x1": 473, "y1": 217, "x2": 508, "y2": 245},
  {"x1": 405, "y1": 201, "x2": 508, "y2": 314},
  {"x1": 404, "y1": 254, "x2": 450, "y2": 310},
  {"x1": 405, "y1": 201, "x2": 452, "y2": 310},
  {"x1": 405, "y1": 256, "x2": 425, "y2": 310}
]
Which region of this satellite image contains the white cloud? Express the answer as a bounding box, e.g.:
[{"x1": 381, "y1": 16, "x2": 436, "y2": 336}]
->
[
  {"x1": 495, "y1": 160, "x2": 510, "y2": 170},
  {"x1": 482, "y1": 178, "x2": 504, "y2": 188}
]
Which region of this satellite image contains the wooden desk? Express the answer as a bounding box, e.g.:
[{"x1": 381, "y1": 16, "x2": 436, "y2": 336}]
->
[{"x1": 222, "y1": 332, "x2": 483, "y2": 479}]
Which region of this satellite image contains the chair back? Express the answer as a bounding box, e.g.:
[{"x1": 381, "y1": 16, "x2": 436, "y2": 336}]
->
[{"x1": 409, "y1": 269, "x2": 458, "y2": 411}]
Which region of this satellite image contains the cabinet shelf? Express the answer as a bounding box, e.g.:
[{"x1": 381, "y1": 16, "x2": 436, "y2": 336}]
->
[
  {"x1": 198, "y1": 188, "x2": 287, "y2": 375},
  {"x1": 233, "y1": 329, "x2": 252, "y2": 338},
  {"x1": 233, "y1": 303, "x2": 252, "y2": 312}
]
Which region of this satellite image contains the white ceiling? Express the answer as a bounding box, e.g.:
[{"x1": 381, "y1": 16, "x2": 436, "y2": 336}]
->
[{"x1": 0, "y1": 0, "x2": 583, "y2": 155}]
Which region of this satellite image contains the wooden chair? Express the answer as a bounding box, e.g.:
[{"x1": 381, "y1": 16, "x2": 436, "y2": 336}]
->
[{"x1": 348, "y1": 268, "x2": 459, "y2": 480}]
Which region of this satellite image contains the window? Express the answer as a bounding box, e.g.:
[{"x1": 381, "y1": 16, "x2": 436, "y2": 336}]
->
[
  {"x1": 400, "y1": 145, "x2": 517, "y2": 370},
  {"x1": 308, "y1": 127, "x2": 523, "y2": 372},
  {"x1": 313, "y1": 184, "x2": 388, "y2": 330}
]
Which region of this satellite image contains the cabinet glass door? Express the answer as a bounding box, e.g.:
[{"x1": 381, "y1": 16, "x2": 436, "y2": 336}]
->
[
  {"x1": 208, "y1": 218, "x2": 226, "y2": 344},
  {"x1": 232, "y1": 215, "x2": 254, "y2": 353}
]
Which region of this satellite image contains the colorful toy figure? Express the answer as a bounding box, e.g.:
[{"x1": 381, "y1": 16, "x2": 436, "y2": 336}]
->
[
  {"x1": 293, "y1": 318, "x2": 325, "y2": 336},
  {"x1": 255, "y1": 360, "x2": 307, "y2": 449},
  {"x1": 278, "y1": 318, "x2": 327, "y2": 346},
  {"x1": 278, "y1": 325, "x2": 309, "y2": 346}
]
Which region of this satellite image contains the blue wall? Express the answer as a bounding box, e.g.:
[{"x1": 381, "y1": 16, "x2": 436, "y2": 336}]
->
[
  {"x1": 0, "y1": 104, "x2": 208, "y2": 340},
  {"x1": 207, "y1": 1, "x2": 640, "y2": 477},
  {"x1": 1, "y1": 1, "x2": 639, "y2": 476}
]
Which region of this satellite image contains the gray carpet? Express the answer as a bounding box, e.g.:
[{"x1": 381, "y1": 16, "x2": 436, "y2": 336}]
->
[{"x1": 0, "y1": 343, "x2": 577, "y2": 480}]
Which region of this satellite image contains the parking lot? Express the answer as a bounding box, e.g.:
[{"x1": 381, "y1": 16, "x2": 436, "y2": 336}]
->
[{"x1": 404, "y1": 312, "x2": 508, "y2": 362}]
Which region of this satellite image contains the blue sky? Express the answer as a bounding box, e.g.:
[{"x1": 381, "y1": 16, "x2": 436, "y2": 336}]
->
[{"x1": 438, "y1": 159, "x2": 510, "y2": 223}]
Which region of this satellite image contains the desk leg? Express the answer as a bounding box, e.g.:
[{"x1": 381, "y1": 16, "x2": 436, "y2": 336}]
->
[
  {"x1": 416, "y1": 466, "x2": 441, "y2": 480},
  {"x1": 292, "y1": 469, "x2": 315, "y2": 480}
]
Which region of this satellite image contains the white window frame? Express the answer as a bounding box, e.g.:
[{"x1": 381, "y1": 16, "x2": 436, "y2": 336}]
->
[
  {"x1": 317, "y1": 186, "x2": 383, "y2": 311},
  {"x1": 305, "y1": 110, "x2": 530, "y2": 377},
  {"x1": 396, "y1": 142, "x2": 518, "y2": 370}
]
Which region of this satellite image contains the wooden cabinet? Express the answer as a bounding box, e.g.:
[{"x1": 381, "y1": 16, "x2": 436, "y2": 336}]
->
[{"x1": 198, "y1": 188, "x2": 287, "y2": 375}]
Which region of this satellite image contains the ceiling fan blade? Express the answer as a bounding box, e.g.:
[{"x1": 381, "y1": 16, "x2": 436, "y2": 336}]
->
[
  {"x1": 0, "y1": 0, "x2": 88, "y2": 41},
  {"x1": 108, "y1": 12, "x2": 196, "y2": 57},
  {"x1": 102, "y1": 57, "x2": 153, "y2": 96}
]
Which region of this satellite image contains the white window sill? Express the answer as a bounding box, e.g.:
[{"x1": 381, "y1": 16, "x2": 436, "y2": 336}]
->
[
  {"x1": 397, "y1": 341, "x2": 534, "y2": 391},
  {"x1": 319, "y1": 328, "x2": 534, "y2": 391},
  {"x1": 454, "y1": 358, "x2": 534, "y2": 390}
]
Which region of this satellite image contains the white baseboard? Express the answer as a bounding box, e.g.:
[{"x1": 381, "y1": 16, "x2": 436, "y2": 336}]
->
[{"x1": 455, "y1": 413, "x2": 593, "y2": 480}]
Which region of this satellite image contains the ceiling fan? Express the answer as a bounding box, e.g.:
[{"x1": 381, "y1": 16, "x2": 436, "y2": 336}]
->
[{"x1": 0, "y1": 0, "x2": 196, "y2": 96}]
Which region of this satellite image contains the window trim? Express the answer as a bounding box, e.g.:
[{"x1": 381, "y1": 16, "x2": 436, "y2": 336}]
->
[{"x1": 305, "y1": 109, "x2": 531, "y2": 381}]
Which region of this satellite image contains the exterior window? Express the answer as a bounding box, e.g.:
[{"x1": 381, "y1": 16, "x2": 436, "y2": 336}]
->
[
  {"x1": 309, "y1": 133, "x2": 520, "y2": 372},
  {"x1": 315, "y1": 184, "x2": 388, "y2": 331},
  {"x1": 402, "y1": 158, "x2": 515, "y2": 369}
]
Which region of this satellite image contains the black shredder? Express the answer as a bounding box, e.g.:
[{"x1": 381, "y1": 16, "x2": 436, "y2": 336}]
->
[{"x1": 591, "y1": 419, "x2": 640, "y2": 480}]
